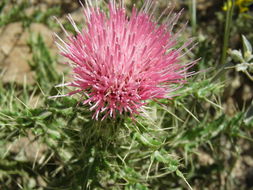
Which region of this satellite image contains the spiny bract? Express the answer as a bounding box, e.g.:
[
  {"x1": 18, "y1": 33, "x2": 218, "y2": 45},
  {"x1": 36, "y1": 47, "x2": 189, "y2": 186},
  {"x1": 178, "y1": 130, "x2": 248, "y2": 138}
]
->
[{"x1": 54, "y1": 0, "x2": 196, "y2": 120}]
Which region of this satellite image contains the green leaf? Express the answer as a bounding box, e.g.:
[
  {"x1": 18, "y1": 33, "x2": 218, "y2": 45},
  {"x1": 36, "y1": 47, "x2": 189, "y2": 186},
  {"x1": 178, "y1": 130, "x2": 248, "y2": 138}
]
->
[
  {"x1": 229, "y1": 49, "x2": 244, "y2": 62},
  {"x1": 153, "y1": 150, "x2": 179, "y2": 172},
  {"x1": 134, "y1": 133, "x2": 162, "y2": 148},
  {"x1": 242, "y1": 35, "x2": 252, "y2": 56},
  {"x1": 244, "y1": 101, "x2": 253, "y2": 125},
  {"x1": 235, "y1": 62, "x2": 249, "y2": 72}
]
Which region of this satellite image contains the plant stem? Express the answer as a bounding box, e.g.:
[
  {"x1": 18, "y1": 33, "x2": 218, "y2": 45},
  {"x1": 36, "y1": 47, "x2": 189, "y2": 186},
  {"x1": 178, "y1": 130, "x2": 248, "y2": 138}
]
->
[
  {"x1": 189, "y1": 0, "x2": 197, "y2": 36},
  {"x1": 220, "y1": 0, "x2": 235, "y2": 66},
  {"x1": 212, "y1": 0, "x2": 235, "y2": 82},
  {"x1": 190, "y1": 0, "x2": 197, "y2": 35}
]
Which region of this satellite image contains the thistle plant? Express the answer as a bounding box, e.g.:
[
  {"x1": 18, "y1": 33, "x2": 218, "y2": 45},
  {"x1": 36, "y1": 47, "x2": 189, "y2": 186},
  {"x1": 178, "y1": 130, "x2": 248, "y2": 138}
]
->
[
  {"x1": 4, "y1": 0, "x2": 253, "y2": 190},
  {"x1": 53, "y1": 0, "x2": 196, "y2": 120},
  {"x1": 48, "y1": 0, "x2": 198, "y2": 188}
]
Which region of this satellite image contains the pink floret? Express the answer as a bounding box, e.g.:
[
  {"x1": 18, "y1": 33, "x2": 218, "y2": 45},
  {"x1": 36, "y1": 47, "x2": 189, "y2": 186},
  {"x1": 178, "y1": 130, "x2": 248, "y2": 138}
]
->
[{"x1": 56, "y1": 1, "x2": 195, "y2": 120}]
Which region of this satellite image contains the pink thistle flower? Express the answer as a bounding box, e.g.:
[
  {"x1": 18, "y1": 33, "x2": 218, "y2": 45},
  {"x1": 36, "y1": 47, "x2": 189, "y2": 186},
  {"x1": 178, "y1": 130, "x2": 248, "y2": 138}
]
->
[{"x1": 54, "y1": 0, "x2": 196, "y2": 120}]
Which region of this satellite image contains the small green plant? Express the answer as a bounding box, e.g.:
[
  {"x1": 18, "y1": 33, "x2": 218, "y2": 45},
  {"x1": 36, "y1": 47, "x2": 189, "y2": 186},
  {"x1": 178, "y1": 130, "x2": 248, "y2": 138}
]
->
[{"x1": 228, "y1": 35, "x2": 253, "y2": 80}]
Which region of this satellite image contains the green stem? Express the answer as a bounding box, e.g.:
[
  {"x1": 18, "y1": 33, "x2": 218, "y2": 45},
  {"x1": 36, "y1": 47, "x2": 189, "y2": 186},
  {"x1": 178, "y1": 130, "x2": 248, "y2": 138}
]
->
[
  {"x1": 190, "y1": 0, "x2": 197, "y2": 35},
  {"x1": 212, "y1": 0, "x2": 235, "y2": 82},
  {"x1": 220, "y1": 0, "x2": 235, "y2": 66}
]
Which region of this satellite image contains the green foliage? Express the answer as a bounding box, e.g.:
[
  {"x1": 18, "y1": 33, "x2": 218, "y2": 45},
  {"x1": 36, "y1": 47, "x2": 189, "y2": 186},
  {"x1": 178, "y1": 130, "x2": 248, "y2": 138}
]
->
[
  {"x1": 28, "y1": 34, "x2": 61, "y2": 94},
  {"x1": 228, "y1": 35, "x2": 253, "y2": 81},
  {"x1": 1, "y1": 70, "x2": 249, "y2": 189},
  {"x1": 0, "y1": 0, "x2": 60, "y2": 28}
]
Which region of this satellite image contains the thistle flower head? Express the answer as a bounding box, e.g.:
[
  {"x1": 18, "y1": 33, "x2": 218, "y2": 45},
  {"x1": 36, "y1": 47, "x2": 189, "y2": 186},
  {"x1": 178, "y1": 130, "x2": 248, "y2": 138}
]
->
[{"x1": 55, "y1": 0, "x2": 196, "y2": 120}]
